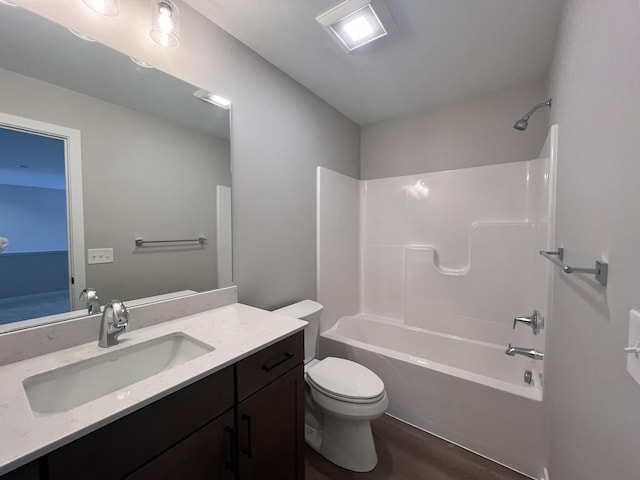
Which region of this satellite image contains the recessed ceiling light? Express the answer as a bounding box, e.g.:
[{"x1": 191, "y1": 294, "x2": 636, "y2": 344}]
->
[
  {"x1": 317, "y1": 0, "x2": 388, "y2": 53},
  {"x1": 68, "y1": 28, "x2": 96, "y2": 42},
  {"x1": 193, "y1": 89, "x2": 231, "y2": 109},
  {"x1": 130, "y1": 56, "x2": 155, "y2": 69}
]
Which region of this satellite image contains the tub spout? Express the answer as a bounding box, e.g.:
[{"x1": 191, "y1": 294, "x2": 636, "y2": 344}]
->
[{"x1": 505, "y1": 344, "x2": 544, "y2": 360}]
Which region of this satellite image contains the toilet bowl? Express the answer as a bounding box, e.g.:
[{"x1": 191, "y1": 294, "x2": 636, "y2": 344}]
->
[{"x1": 273, "y1": 301, "x2": 387, "y2": 472}]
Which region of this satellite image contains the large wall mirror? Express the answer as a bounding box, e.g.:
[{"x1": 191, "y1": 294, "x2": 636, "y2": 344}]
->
[{"x1": 0, "y1": 4, "x2": 232, "y2": 333}]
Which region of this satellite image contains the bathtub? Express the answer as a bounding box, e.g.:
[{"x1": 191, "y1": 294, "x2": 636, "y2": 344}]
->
[{"x1": 320, "y1": 314, "x2": 546, "y2": 479}]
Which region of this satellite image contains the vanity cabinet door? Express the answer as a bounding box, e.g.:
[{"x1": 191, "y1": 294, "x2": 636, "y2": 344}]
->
[
  {"x1": 237, "y1": 364, "x2": 305, "y2": 480},
  {"x1": 125, "y1": 409, "x2": 235, "y2": 480},
  {"x1": 0, "y1": 460, "x2": 40, "y2": 480}
]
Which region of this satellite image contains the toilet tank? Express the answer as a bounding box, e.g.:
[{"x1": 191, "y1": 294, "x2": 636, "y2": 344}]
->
[{"x1": 272, "y1": 300, "x2": 323, "y2": 364}]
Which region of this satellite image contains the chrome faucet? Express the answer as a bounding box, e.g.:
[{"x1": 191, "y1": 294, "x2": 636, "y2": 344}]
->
[
  {"x1": 505, "y1": 344, "x2": 544, "y2": 360},
  {"x1": 98, "y1": 300, "x2": 129, "y2": 348},
  {"x1": 513, "y1": 309, "x2": 544, "y2": 335},
  {"x1": 80, "y1": 288, "x2": 101, "y2": 315}
]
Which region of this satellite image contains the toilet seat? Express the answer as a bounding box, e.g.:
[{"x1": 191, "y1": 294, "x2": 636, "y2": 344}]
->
[{"x1": 306, "y1": 357, "x2": 385, "y2": 404}]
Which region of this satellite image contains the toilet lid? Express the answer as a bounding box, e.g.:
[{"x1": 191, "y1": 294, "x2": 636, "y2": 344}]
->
[{"x1": 306, "y1": 357, "x2": 384, "y2": 401}]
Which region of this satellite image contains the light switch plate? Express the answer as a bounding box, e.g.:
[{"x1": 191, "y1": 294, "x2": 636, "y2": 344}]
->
[
  {"x1": 88, "y1": 248, "x2": 114, "y2": 264},
  {"x1": 626, "y1": 309, "x2": 640, "y2": 387}
]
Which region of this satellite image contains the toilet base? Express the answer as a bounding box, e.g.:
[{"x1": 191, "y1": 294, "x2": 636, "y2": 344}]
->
[
  {"x1": 318, "y1": 416, "x2": 378, "y2": 472},
  {"x1": 305, "y1": 402, "x2": 380, "y2": 472}
]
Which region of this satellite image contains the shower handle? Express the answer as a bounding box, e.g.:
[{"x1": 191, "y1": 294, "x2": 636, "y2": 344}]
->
[{"x1": 513, "y1": 310, "x2": 544, "y2": 335}]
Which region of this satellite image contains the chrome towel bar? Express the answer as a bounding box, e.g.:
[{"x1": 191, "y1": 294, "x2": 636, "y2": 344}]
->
[
  {"x1": 135, "y1": 235, "x2": 206, "y2": 247},
  {"x1": 539, "y1": 247, "x2": 608, "y2": 286}
]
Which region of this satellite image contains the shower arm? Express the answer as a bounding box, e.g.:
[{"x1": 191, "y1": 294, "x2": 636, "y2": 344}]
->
[{"x1": 520, "y1": 99, "x2": 552, "y2": 121}]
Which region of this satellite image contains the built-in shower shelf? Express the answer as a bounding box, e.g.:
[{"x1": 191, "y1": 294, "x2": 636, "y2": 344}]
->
[{"x1": 540, "y1": 247, "x2": 608, "y2": 286}]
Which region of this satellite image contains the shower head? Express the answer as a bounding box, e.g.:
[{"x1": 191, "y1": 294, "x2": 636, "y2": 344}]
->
[
  {"x1": 513, "y1": 119, "x2": 529, "y2": 131},
  {"x1": 513, "y1": 98, "x2": 552, "y2": 131}
]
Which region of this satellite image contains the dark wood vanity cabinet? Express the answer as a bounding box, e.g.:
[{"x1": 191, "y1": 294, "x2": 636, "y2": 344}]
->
[
  {"x1": 128, "y1": 331, "x2": 305, "y2": 480},
  {"x1": 2, "y1": 331, "x2": 304, "y2": 480}
]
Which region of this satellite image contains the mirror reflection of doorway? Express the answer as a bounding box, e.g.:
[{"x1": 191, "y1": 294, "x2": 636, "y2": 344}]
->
[{"x1": 0, "y1": 126, "x2": 70, "y2": 324}]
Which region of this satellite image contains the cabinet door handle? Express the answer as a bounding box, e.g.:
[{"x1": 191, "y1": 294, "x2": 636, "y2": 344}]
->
[
  {"x1": 241, "y1": 414, "x2": 253, "y2": 459},
  {"x1": 262, "y1": 352, "x2": 294, "y2": 372},
  {"x1": 224, "y1": 426, "x2": 235, "y2": 472}
]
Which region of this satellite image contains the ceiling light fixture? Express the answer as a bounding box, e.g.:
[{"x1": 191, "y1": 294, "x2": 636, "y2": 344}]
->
[
  {"x1": 193, "y1": 89, "x2": 231, "y2": 109},
  {"x1": 68, "y1": 28, "x2": 97, "y2": 42},
  {"x1": 81, "y1": 0, "x2": 119, "y2": 16},
  {"x1": 317, "y1": 0, "x2": 388, "y2": 53},
  {"x1": 150, "y1": 0, "x2": 180, "y2": 48}
]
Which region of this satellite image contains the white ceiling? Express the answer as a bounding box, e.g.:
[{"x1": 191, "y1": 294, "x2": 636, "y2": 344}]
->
[{"x1": 185, "y1": 0, "x2": 564, "y2": 126}]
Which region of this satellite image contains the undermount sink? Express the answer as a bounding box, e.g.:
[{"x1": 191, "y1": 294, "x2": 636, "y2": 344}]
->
[{"x1": 23, "y1": 333, "x2": 214, "y2": 415}]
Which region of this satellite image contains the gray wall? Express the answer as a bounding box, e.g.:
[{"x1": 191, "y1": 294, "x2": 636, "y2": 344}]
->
[
  {"x1": 18, "y1": 0, "x2": 361, "y2": 311},
  {"x1": 361, "y1": 81, "x2": 549, "y2": 179},
  {"x1": 0, "y1": 68, "x2": 231, "y2": 302},
  {"x1": 545, "y1": 1, "x2": 640, "y2": 479}
]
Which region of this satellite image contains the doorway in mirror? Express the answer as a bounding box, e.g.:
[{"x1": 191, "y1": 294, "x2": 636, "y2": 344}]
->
[{"x1": 0, "y1": 115, "x2": 86, "y2": 326}]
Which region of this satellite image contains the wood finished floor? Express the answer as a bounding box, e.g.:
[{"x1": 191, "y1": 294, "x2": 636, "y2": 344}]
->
[{"x1": 305, "y1": 415, "x2": 528, "y2": 480}]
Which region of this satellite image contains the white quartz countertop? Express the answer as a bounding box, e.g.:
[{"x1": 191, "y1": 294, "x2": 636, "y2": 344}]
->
[{"x1": 0, "y1": 303, "x2": 307, "y2": 475}]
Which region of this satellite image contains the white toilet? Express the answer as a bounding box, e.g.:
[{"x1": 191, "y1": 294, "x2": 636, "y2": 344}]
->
[{"x1": 273, "y1": 300, "x2": 388, "y2": 472}]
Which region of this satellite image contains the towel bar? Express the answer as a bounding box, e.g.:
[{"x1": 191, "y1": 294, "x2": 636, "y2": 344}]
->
[
  {"x1": 135, "y1": 235, "x2": 206, "y2": 247},
  {"x1": 539, "y1": 248, "x2": 608, "y2": 286}
]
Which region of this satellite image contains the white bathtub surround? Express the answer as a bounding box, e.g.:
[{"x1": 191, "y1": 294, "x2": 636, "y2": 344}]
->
[
  {"x1": 403, "y1": 223, "x2": 535, "y2": 329},
  {"x1": 360, "y1": 155, "x2": 555, "y2": 339},
  {"x1": 316, "y1": 125, "x2": 558, "y2": 479},
  {"x1": 318, "y1": 136, "x2": 557, "y2": 339},
  {"x1": 316, "y1": 168, "x2": 361, "y2": 331},
  {"x1": 0, "y1": 301, "x2": 307, "y2": 475}
]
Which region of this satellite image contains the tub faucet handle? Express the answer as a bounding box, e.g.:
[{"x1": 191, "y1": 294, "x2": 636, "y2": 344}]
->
[{"x1": 513, "y1": 310, "x2": 544, "y2": 335}]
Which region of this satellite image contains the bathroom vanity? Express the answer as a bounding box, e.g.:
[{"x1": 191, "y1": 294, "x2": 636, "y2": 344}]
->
[{"x1": 0, "y1": 301, "x2": 306, "y2": 480}]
